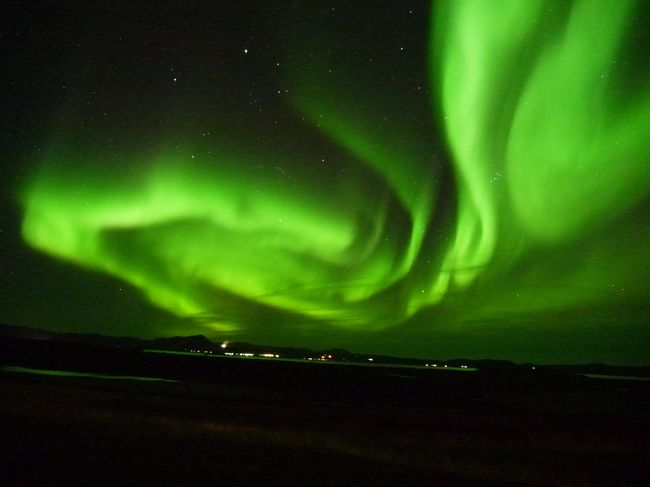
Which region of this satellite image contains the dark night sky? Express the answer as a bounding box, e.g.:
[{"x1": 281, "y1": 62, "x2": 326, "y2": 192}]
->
[{"x1": 1, "y1": 1, "x2": 649, "y2": 364}]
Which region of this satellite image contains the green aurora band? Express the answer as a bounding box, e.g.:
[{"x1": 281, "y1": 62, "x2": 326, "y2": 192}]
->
[{"x1": 20, "y1": 1, "x2": 650, "y2": 341}]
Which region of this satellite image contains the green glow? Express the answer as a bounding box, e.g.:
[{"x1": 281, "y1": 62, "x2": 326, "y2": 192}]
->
[
  {"x1": 436, "y1": 0, "x2": 650, "y2": 251},
  {"x1": 506, "y1": 0, "x2": 650, "y2": 241},
  {"x1": 286, "y1": 89, "x2": 436, "y2": 276},
  {"x1": 22, "y1": 142, "x2": 421, "y2": 331},
  {"x1": 19, "y1": 1, "x2": 650, "y2": 347}
]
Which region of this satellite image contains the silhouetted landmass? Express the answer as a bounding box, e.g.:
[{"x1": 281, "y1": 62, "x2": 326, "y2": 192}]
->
[
  {"x1": 148, "y1": 334, "x2": 214, "y2": 351},
  {"x1": 0, "y1": 323, "x2": 146, "y2": 348},
  {"x1": 1, "y1": 322, "x2": 648, "y2": 377}
]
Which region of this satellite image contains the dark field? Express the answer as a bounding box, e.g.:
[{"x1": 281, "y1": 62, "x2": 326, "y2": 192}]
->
[{"x1": 1, "y1": 340, "x2": 649, "y2": 486}]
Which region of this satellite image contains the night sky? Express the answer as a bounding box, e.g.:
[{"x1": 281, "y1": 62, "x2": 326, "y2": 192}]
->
[{"x1": 2, "y1": 1, "x2": 650, "y2": 364}]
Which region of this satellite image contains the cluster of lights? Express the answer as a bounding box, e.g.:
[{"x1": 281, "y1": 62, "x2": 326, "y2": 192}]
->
[
  {"x1": 183, "y1": 347, "x2": 475, "y2": 369},
  {"x1": 222, "y1": 351, "x2": 280, "y2": 358},
  {"x1": 305, "y1": 355, "x2": 334, "y2": 361},
  {"x1": 218, "y1": 341, "x2": 278, "y2": 358}
]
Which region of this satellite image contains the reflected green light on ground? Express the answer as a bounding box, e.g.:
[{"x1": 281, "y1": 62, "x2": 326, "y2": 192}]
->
[{"x1": 1, "y1": 366, "x2": 178, "y2": 382}]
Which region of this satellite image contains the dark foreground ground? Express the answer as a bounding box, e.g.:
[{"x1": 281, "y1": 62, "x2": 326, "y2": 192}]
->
[{"x1": 0, "y1": 339, "x2": 649, "y2": 486}]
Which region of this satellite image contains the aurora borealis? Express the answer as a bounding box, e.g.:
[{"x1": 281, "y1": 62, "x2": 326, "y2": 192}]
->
[{"x1": 2, "y1": 1, "x2": 650, "y2": 364}]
